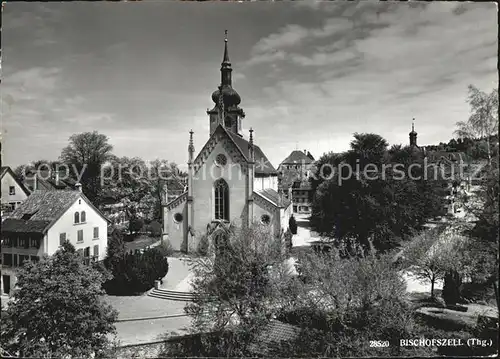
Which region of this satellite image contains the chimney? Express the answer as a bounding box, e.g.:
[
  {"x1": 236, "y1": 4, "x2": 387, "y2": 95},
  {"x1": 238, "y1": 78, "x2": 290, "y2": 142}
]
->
[
  {"x1": 75, "y1": 182, "x2": 82, "y2": 192},
  {"x1": 55, "y1": 170, "x2": 60, "y2": 185},
  {"x1": 304, "y1": 149, "x2": 307, "y2": 154}
]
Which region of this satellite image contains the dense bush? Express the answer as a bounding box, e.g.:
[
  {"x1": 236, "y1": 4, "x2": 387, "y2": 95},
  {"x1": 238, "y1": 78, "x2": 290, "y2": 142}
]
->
[
  {"x1": 288, "y1": 215, "x2": 297, "y2": 235},
  {"x1": 129, "y1": 218, "x2": 145, "y2": 233},
  {"x1": 155, "y1": 240, "x2": 174, "y2": 257},
  {"x1": 104, "y1": 248, "x2": 169, "y2": 295}
]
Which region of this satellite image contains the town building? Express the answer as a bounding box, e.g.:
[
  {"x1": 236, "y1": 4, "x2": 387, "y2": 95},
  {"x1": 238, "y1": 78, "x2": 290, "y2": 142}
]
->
[
  {"x1": 0, "y1": 185, "x2": 109, "y2": 295},
  {"x1": 278, "y1": 150, "x2": 316, "y2": 214},
  {"x1": 23, "y1": 168, "x2": 77, "y2": 192},
  {"x1": 1, "y1": 166, "x2": 30, "y2": 216},
  {"x1": 162, "y1": 33, "x2": 292, "y2": 252}
]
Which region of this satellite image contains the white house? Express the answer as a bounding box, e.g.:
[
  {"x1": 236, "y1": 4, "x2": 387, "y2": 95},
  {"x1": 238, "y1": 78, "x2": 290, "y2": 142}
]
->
[
  {"x1": 0, "y1": 186, "x2": 109, "y2": 295},
  {"x1": 1, "y1": 166, "x2": 30, "y2": 215}
]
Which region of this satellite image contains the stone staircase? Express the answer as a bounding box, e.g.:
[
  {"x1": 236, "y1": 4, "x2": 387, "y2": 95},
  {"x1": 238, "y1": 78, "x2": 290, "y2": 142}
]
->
[{"x1": 148, "y1": 288, "x2": 196, "y2": 302}]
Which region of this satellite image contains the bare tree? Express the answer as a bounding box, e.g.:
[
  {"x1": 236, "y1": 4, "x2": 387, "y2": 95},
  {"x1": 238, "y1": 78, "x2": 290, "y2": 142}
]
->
[{"x1": 455, "y1": 85, "x2": 499, "y2": 166}]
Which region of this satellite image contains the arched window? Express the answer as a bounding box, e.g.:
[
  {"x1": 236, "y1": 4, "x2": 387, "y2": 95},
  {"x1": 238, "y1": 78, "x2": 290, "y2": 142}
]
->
[
  {"x1": 74, "y1": 212, "x2": 80, "y2": 224},
  {"x1": 81, "y1": 211, "x2": 86, "y2": 222},
  {"x1": 214, "y1": 179, "x2": 229, "y2": 221}
]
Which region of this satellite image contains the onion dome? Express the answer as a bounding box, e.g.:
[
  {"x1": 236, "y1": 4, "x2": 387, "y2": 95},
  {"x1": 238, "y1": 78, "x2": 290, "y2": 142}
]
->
[{"x1": 211, "y1": 86, "x2": 241, "y2": 107}]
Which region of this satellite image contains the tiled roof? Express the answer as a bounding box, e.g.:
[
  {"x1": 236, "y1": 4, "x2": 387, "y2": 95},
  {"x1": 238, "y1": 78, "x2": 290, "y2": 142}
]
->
[
  {"x1": 226, "y1": 131, "x2": 278, "y2": 176},
  {"x1": 424, "y1": 150, "x2": 468, "y2": 163},
  {"x1": 1, "y1": 218, "x2": 52, "y2": 234},
  {"x1": 249, "y1": 320, "x2": 300, "y2": 355},
  {"x1": 254, "y1": 188, "x2": 291, "y2": 208},
  {"x1": 9, "y1": 190, "x2": 81, "y2": 222},
  {"x1": 0, "y1": 166, "x2": 31, "y2": 195},
  {"x1": 281, "y1": 150, "x2": 315, "y2": 165},
  {"x1": 0, "y1": 166, "x2": 8, "y2": 178}
]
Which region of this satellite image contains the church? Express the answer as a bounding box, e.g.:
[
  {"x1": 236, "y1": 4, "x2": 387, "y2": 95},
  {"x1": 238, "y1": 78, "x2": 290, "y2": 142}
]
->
[{"x1": 162, "y1": 33, "x2": 292, "y2": 252}]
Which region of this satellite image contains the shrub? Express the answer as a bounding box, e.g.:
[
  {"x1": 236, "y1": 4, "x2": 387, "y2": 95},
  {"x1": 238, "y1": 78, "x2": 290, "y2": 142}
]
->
[
  {"x1": 149, "y1": 220, "x2": 162, "y2": 237},
  {"x1": 104, "y1": 248, "x2": 169, "y2": 295},
  {"x1": 197, "y1": 234, "x2": 209, "y2": 256},
  {"x1": 155, "y1": 240, "x2": 174, "y2": 257},
  {"x1": 289, "y1": 215, "x2": 298, "y2": 235},
  {"x1": 129, "y1": 218, "x2": 145, "y2": 233}
]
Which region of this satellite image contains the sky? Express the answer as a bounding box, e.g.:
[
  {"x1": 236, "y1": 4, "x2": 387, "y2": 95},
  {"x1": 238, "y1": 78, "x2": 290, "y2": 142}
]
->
[{"x1": 1, "y1": 1, "x2": 497, "y2": 170}]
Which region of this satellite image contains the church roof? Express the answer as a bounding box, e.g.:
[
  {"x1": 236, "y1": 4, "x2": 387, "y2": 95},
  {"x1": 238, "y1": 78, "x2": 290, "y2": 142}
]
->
[
  {"x1": 281, "y1": 150, "x2": 315, "y2": 165},
  {"x1": 254, "y1": 188, "x2": 291, "y2": 208},
  {"x1": 226, "y1": 130, "x2": 278, "y2": 176}
]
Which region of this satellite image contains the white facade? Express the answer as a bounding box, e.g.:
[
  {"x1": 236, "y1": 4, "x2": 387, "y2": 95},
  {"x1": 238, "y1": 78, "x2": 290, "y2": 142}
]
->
[
  {"x1": 1, "y1": 169, "x2": 29, "y2": 214},
  {"x1": 1, "y1": 194, "x2": 108, "y2": 296},
  {"x1": 45, "y1": 196, "x2": 108, "y2": 260}
]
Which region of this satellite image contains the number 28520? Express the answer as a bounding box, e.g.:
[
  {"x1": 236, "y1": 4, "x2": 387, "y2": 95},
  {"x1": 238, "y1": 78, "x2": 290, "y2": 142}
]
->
[{"x1": 370, "y1": 340, "x2": 389, "y2": 347}]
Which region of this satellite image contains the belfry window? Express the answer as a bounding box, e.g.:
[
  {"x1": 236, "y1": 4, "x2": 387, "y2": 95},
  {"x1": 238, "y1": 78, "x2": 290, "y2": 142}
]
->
[{"x1": 214, "y1": 179, "x2": 229, "y2": 221}]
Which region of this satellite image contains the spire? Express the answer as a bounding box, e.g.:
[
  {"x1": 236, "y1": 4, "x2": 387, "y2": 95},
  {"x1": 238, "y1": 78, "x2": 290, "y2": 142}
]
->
[
  {"x1": 222, "y1": 30, "x2": 230, "y2": 65},
  {"x1": 220, "y1": 30, "x2": 232, "y2": 87},
  {"x1": 188, "y1": 129, "x2": 195, "y2": 163},
  {"x1": 409, "y1": 118, "x2": 417, "y2": 147}
]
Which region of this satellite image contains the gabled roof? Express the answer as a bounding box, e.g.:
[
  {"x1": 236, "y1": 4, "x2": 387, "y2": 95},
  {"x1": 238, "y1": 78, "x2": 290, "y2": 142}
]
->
[
  {"x1": 4, "y1": 190, "x2": 109, "y2": 234},
  {"x1": 254, "y1": 188, "x2": 291, "y2": 208},
  {"x1": 194, "y1": 125, "x2": 277, "y2": 176},
  {"x1": 226, "y1": 130, "x2": 278, "y2": 175},
  {"x1": 281, "y1": 150, "x2": 315, "y2": 165},
  {"x1": 0, "y1": 166, "x2": 31, "y2": 196},
  {"x1": 23, "y1": 170, "x2": 76, "y2": 192},
  {"x1": 248, "y1": 320, "x2": 300, "y2": 355}
]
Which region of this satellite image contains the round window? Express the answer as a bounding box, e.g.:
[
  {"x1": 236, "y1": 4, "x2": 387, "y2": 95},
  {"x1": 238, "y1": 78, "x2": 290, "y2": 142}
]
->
[
  {"x1": 215, "y1": 153, "x2": 228, "y2": 167},
  {"x1": 173, "y1": 213, "x2": 183, "y2": 223},
  {"x1": 261, "y1": 214, "x2": 271, "y2": 225}
]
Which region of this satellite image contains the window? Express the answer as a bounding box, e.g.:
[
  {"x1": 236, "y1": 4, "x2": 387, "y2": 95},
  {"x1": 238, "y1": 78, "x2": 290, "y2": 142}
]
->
[
  {"x1": 77, "y1": 229, "x2": 84, "y2": 242},
  {"x1": 215, "y1": 153, "x2": 228, "y2": 167},
  {"x1": 81, "y1": 211, "x2": 86, "y2": 222},
  {"x1": 84, "y1": 247, "x2": 90, "y2": 257},
  {"x1": 3, "y1": 254, "x2": 12, "y2": 266},
  {"x1": 93, "y1": 227, "x2": 99, "y2": 239},
  {"x1": 19, "y1": 237, "x2": 27, "y2": 248},
  {"x1": 74, "y1": 212, "x2": 80, "y2": 224},
  {"x1": 31, "y1": 256, "x2": 40, "y2": 263},
  {"x1": 31, "y1": 237, "x2": 39, "y2": 248},
  {"x1": 12, "y1": 237, "x2": 18, "y2": 248},
  {"x1": 13, "y1": 254, "x2": 18, "y2": 267},
  {"x1": 60, "y1": 233, "x2": 67, "y2": 246},
  {"x1": 77, "y1": 249, "x2": 83, "y2": 257},
  {"x1": 173, "y1": 213, "x2": 183, "y2": 223},
  {"x1": 93, "y1": 245, "x2": 99, "y2": 258},
  {"x1": 19, "y1": 255, "x2": 28, "y2": 266},
  {"x1": 214, "y1": 179, "x2": 229, "y2": 221},
  {"x1": 261, "y1": 214, "x2": 271, "y2": 225},
  {"x1": 78, "y1": 199, "x2": 81, "y2": 204},
  {"x1": 9, "y1": 186, "x2": 15, "y2": 195}
]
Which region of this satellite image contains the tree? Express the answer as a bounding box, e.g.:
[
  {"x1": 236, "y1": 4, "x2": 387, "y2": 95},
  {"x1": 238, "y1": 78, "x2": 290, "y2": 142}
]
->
[
  {"x1": 455, "y1": 85, "x2": 499, "y2": 166},
  {"x1": 129, "y1": 217, "x2": 145, "y2": 233},
  {"x1": 1, "y1": 242, "x2": 118, "y2": 358},
  {"x1": 104, "y1": 228, "x2": 126, "y2": 273},
  {"x1": 60, "y1": 131, "x2": 113, "y2": 204},
  {"x1": 403, "y1": 227, "x2": 466, "y2": 300},
  {"x1": 183, "y1": 224, "x2": 295, "y2": 356},
  {"x1": 278, "y1": 241, "x2": 431, "y2": 357},
  {"x1": 104, "y1": 247, "x2": 169, "y2": 295},
  {"x1": 310, "y1": 135, "x2": 446, "y2": 252}
]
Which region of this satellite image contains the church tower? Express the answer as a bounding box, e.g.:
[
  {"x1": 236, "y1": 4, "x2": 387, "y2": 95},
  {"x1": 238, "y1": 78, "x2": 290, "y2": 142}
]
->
[
  {"x1": 207, "y1": 31, "x2": 245, "y2": 137},
  {"x1": 409, "y1": 118, "x2": 418, "y2": 147}
]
